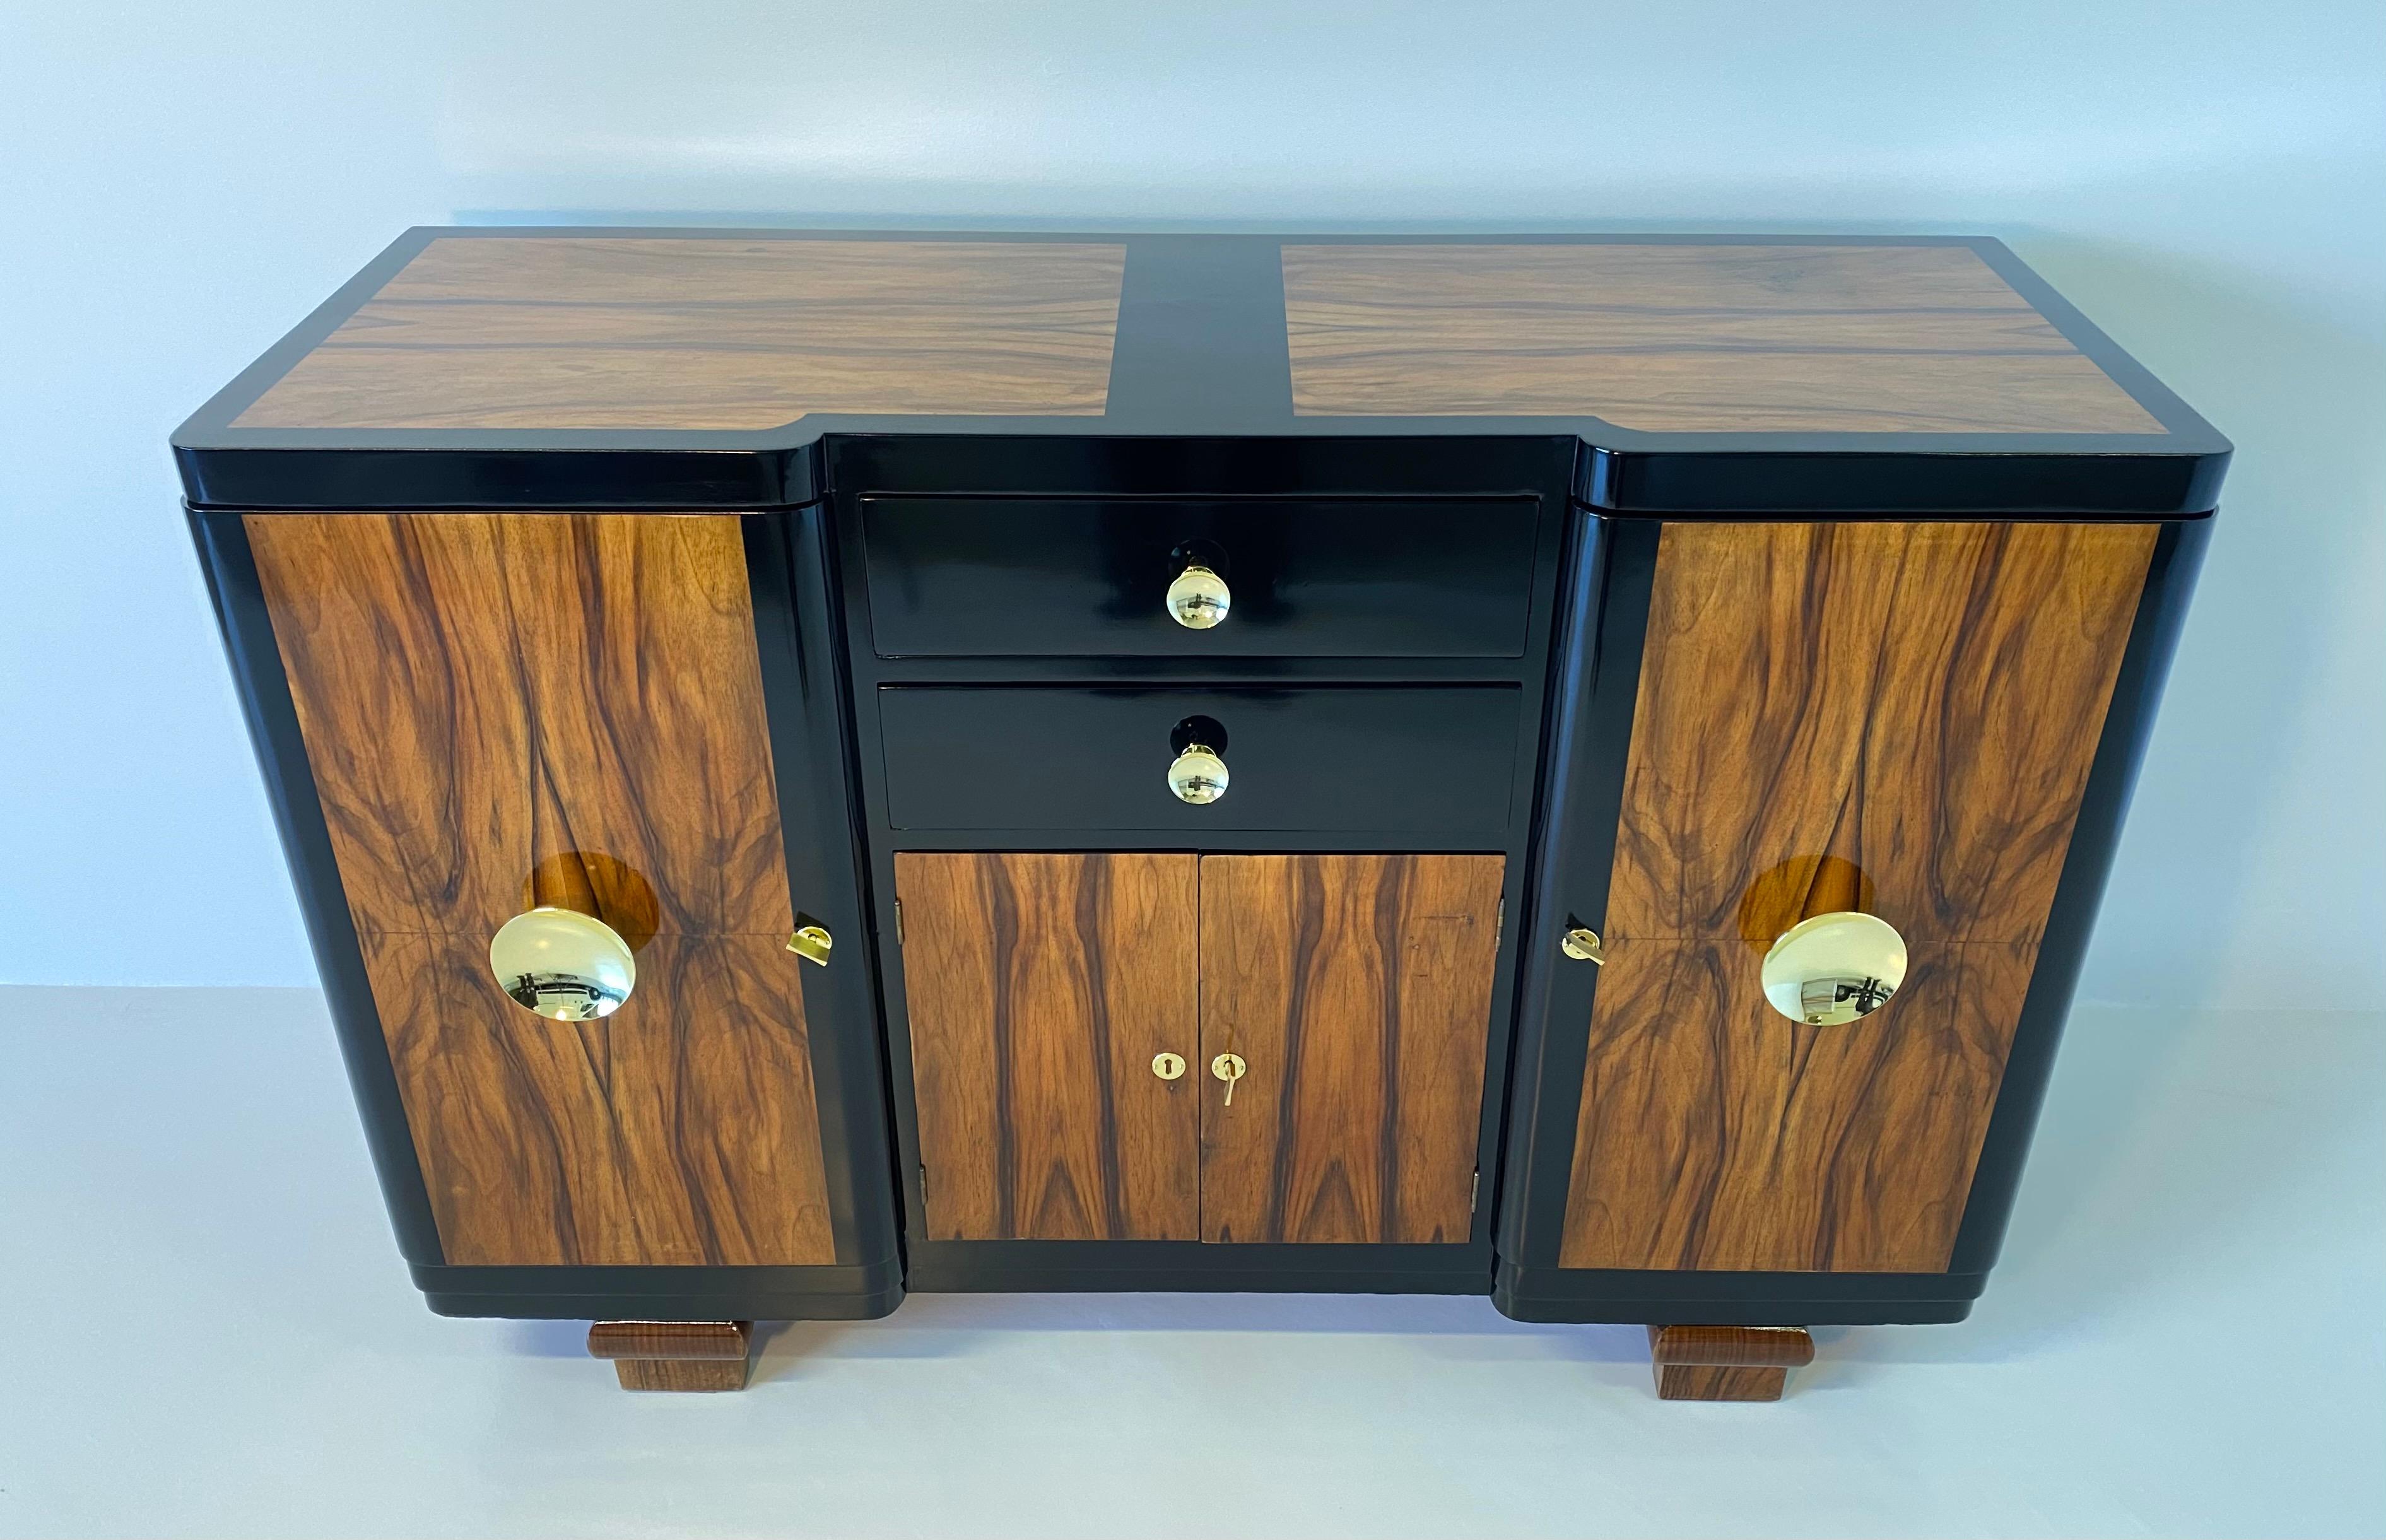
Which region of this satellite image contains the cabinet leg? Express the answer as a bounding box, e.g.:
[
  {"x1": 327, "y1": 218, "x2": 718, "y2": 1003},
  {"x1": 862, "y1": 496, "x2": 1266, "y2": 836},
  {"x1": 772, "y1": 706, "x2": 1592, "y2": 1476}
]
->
[
  {"x1": 586, "y1": 1320, "x2": 754, "y2": 1392},
  {"x1": 1647, "y1": 1324, "x2": 1814, "y2": 1402}
]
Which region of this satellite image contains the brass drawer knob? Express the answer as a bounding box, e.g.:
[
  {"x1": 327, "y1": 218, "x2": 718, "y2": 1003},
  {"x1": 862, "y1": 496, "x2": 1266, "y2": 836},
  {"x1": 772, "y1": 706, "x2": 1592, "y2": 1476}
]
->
[
  {"x1": 488, "y1": 906, "x2": 635, "y2": 1020},
  {"x1": 1761, "y1": 911, "x2": 1907, "y2": 1025},
  {"x1": 785, "y1": 924, "x2": 833, "y2": 967},
  {"x1": 1165, "y1": 562, "x2": 1231, "y2": 630},
  {"x1": 1168, "y1": 742, "x2": 1230, "y2": 804}
]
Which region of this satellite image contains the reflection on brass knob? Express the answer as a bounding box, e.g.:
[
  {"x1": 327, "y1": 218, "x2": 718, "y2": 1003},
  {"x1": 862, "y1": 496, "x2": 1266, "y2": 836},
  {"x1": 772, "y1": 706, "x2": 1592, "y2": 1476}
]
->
[
  {"x1": 1168, "y1": 743, "x2": 1230, "y2": 804},
  {"x1": 1166, "y1": 563, "x2": 1231, "y2": 630},
  {"x1": 786, "y1": 924, "x2": 833, "y2": 967},
  {"x1": 1760, "y1": 911, "x2": 1908, "y2": 1025},
  {"x1": 1561, "y1": 927, "x2": 1606, "y2": 963},
  {"x1": 1151, "y1": 1051, "x2": 1186, "y2": 1081},
  {"x1": 489, "y1": 907, "x2": 635, "y2": 1021}
]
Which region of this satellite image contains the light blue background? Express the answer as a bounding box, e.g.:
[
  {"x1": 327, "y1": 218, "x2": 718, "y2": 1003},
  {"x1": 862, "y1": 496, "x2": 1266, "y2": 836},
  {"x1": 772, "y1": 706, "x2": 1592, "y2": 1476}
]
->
[{"x1": 4, "y1": 0, "x2": 2380, "y2": 1006}]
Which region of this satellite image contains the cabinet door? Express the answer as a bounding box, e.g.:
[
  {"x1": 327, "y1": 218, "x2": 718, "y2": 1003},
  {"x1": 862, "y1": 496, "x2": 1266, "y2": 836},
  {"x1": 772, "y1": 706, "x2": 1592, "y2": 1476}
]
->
[
  {"x1": 1197, "y1": 854, "x2": 1505, "y2": 1243},
  {"x1": 894, "y1": 852, "x2": 1200, "y2": 1240},
  {"x1": 1556, "y1": 520, "x2": 2156, "y2": 1273},
  {"x1": 247, "y1": 512, "x2": 837, "y2": 1268}
]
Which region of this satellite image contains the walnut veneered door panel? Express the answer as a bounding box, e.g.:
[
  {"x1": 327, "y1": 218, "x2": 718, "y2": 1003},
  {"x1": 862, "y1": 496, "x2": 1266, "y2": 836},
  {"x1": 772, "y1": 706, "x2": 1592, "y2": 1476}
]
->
[
  {"x1": 246, "y1": 512, "x2": 836, "y2": 1267},
  {"x1": 894, "y1": 852, "x2": 1201, "y2": 1241},
  {"x1": 1559, "y1": 521, "x2": 2156, "y2": 1273},
  {"x1": 1197, "y1": 854, "x2": 1505, "y2": 1244}
]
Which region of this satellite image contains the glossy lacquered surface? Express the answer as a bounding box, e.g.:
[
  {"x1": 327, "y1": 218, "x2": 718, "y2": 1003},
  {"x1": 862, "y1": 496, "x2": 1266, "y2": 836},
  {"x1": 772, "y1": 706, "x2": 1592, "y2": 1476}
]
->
[
  {"x1": 861, "y1": 495, "x2": 1539, "y2": 657},
  {"x1": 876, "y1": 684, "x2": 1522, "y2": 835}
]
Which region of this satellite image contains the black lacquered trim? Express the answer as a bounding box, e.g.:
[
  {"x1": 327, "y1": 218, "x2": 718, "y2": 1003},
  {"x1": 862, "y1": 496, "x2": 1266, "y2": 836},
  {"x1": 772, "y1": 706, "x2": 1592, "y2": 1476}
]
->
[
  {"x1": 908, "y1": 1240, "x2": 1490, "y2": 1295},
  {"x1": 416, "y1": 1259, "x2": 903, "y2": 1321},
  {"x1": 1492, "y1": 1261, "x2": 1982, "y2": 1326},
  {"x1": 189, "y1": 507, "x2": 446, "y2": 1266}
]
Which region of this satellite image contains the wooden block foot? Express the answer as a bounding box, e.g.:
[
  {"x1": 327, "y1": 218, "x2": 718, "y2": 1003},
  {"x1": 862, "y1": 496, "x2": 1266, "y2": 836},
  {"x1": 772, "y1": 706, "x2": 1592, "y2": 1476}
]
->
[
  {"x1": 587, "y1": 1320, "x2": 753, "y2": 1392},
  {"x1": 1648, "y1": 1324, "x2": 1814, "y2": 1402}
]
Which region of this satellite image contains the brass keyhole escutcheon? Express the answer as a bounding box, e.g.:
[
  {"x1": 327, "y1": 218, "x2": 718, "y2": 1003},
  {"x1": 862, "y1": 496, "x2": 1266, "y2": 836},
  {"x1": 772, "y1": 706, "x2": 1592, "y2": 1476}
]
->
[
  {"x1": 1151, "y1": 1051, "x2": 1186, "y2": 1081},
  {"x1": 785, "y1": 924, "x2": 833, "y2": 967},
  {"x1": 1211, "y1": 1052, "x2": 1247, "y2": 1105},
  {"x1": 1560, "y1": 926, "x2": 1606, "y2": 964}
]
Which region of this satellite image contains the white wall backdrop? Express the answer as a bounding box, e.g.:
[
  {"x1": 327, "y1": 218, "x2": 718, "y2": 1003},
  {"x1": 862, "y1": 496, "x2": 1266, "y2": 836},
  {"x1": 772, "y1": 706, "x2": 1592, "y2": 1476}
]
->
[{"x1": 4, "y1": 0, "x2": 2380, "y2": 1007}]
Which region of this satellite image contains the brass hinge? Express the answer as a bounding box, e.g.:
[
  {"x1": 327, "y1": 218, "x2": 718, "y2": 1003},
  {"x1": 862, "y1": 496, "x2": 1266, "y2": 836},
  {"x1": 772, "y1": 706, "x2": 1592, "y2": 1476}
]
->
[
  {"x1": 1471, "y1": 1169, "x2": 1480, "y2": 1214},
  {"x1": 918, "y1": 1163, "x2": 928, "y2": 1205},
  {"x1": 893, "y1": 897, "x2": 905, "y2": 946},
  {"x1": 1494, "y1": 898, "x2": 1505, "y2": 949}
]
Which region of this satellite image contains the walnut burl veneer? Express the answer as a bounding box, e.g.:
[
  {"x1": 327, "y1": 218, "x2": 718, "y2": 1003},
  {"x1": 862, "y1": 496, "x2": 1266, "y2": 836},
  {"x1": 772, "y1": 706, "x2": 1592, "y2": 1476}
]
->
[
  {"x1": 896, "y1": 853, "x2": 1202, "y2": 1242},
  {"x1": 1560, "y1": 522, "x2": 2156, "y2": 1274},
  {"x1": 1197, "y1": 855, "x2": 1503, "y2": 1245},
  {"x1": 237, "y1": 238, "x2": 1128, "y2": 430},
  {"x1": 1283, "y1": 244, "x2": 2162, "y2": 433},
  {"x1": 893, "y1": 853, "x2": 1505, "y2": 1246},
  {"x1": 247, "y1": 512, "x2": 835, "y2": 1267}
]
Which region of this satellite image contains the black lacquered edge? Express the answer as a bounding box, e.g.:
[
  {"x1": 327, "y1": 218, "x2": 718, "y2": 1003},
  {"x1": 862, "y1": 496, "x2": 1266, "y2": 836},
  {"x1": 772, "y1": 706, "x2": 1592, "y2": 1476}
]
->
[
  {"x1": 1492, "y1": 1261, "x2": 1981, "y2": 1326},
  {"x1": 907, "y1": 1240, "x2": 1490, "y2": 1295},
  {"x1": 188, "y1": 506, "x2": 446, "y2": 1267},
  {"x1": 1946, "y1": 514, "x2": 2213, "y2": 1272},
  {"x1": 175, "y1": 228, "x2": 2227, "y2": 517},
  {"x1": 416, "y1": 1261, "x2": 903, "y2": 1321},
  {"x1": 741, "y1": 510, "x2": 907, "y2": 1283},
  {"x1": 1491, "y1": 514, "x2": 1655, "y2": 1279}
]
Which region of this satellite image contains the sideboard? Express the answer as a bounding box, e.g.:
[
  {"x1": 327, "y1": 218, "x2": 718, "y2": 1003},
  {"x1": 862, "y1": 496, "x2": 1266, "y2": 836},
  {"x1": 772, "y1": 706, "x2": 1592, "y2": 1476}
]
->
[{"x1": 176, "y1": 230, "x2": 2225, "y2": 1399}]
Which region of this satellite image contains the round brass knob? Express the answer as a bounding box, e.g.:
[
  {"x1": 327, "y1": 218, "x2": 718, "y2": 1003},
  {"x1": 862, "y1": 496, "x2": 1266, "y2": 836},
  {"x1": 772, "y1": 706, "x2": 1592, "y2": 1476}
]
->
[
  {"x1": 1165, "y1": 563, "x2": 1231, "y2": 630},
  {"x1": 1168, "y1": 742, "x2": 1230, "y2": 804},
  {"x1": 1760, "y1": 911, "x2": 1907, "y2": 1025},
  {"x1": 488, "y1": 906, "x2": 635, "y2": 1021}
]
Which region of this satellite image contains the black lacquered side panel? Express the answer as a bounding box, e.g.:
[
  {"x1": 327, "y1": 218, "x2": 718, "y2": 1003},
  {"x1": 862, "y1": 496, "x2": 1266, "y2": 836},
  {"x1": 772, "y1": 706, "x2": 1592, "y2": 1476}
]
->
[
  {"x1": 878, "y1": 684, "x2": 1521, "y2": 835},
  {"x1": 861, "y1": 496, "x2": 1539, "y2": 658}
]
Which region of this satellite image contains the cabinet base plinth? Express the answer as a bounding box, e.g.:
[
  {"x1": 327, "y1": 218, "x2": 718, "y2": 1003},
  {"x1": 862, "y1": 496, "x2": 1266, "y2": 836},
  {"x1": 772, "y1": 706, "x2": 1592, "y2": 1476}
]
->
[
  {"x1": 1648, "y1": 1324, "x2": 1814, "y2": 1402},
  {"x1": 587, "y1": 1320, "x2": 753, "y2": 1392}
]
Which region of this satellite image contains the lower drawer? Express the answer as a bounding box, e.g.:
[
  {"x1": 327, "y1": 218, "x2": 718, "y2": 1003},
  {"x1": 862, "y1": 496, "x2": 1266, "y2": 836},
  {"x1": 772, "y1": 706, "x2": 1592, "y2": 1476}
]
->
[{"x1": 878, "y1": 685, "x2": 1521, "y2": 834}]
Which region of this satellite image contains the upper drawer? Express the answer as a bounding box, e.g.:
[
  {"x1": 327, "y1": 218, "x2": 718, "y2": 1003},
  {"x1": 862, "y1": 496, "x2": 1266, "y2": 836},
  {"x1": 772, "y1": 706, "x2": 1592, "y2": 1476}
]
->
[{"x1": 860, "y1": 497, "x2": 1538, "y2": 658}]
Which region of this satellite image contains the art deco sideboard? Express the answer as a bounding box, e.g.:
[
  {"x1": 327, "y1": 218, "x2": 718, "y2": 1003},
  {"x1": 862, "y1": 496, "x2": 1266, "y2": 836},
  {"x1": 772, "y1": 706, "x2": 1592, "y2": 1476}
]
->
[{"x1": 176, "y1": 230, "x2": 2225, "y2": 1399}]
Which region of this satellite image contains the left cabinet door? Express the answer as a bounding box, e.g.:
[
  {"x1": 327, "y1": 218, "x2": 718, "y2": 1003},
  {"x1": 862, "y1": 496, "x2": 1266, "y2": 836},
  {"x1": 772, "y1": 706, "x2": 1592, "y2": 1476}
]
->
[
  {"x1": 236, "y1": 512, "x2": 843, "y2": 1269},
  {"x1": 893, "y1": 852, "x2": 1201, "y2": 1241}
]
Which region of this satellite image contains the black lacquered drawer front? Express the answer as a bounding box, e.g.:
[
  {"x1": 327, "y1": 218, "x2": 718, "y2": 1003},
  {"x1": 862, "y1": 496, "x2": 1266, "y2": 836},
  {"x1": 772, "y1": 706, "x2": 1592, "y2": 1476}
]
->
[
  {"x1": 879, "y1": 686, "x2": 1520, "y2": 833},
  {"x1": 862, "y1": 497, "x2": 1537, "y2": 658}
]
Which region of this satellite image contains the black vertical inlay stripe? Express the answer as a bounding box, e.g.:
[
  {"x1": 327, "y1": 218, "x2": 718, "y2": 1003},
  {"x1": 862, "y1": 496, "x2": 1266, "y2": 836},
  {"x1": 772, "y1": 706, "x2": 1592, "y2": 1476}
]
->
[
  {"x1": 985, "y1": 857, "x2": 1020, "y2": 1240},
  {"x1": 1103, "y1": 237, "x2": 1294, "y2": 432}
]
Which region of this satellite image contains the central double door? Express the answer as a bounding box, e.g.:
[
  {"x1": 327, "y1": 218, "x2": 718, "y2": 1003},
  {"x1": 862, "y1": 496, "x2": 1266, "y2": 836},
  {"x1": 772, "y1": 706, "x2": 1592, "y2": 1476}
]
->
[{"x1": 894, "y1": 852, "x2": 1505, "y2": 1245}]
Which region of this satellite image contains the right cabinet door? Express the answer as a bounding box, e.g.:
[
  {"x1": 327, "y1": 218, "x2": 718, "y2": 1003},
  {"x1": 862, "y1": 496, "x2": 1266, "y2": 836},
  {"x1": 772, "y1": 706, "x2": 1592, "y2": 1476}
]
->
[
  {"x1": 1558, "y1": 520, "x2": 2157, "y2": 1274},
  {"x1": 1198, "y1": 854, "x2": 1505, "y2": 1244}
]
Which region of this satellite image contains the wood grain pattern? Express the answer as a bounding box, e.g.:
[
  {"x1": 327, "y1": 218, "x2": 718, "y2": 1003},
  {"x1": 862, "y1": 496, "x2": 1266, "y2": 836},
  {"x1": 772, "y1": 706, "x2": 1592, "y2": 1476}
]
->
[
  {"x1": 1283, "y1": 244, "x2": 2163, "y2": 433},
  {"x1": 248, "y1": 513, "x2": 791, "y2": 942},
  {"x1": 1561, "y1": 522, "x2": 2155, "y2": 1274},
  {"x1": 895, "y1": 853, "x2": 1199, "y2": 1242},
  {"x1": 1648, "y1": 1325, "x2": 1814, "y2": 1402},
  {"x1": 250, "y1": 512, "x2": 834, "y2": 1269},
  {"x1": 237, "y1": 237, "x2": 1128, "y2": 430},
  {"x1": 361, "y1": 932, "x2": 834, "y2": 1267},
  {"x1": 590, "y1": 1321, "x2": 755, "y2": 1392},
  {"x1": 1197, "y1": 855, "x2": 1504, "y2": 1245}
]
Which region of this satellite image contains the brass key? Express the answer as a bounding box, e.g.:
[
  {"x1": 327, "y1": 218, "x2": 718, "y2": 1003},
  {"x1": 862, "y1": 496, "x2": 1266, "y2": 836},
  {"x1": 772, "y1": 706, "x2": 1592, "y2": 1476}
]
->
[{"x1": 1211, "y1": 1052, "x2": 1246, "y2": 1107}]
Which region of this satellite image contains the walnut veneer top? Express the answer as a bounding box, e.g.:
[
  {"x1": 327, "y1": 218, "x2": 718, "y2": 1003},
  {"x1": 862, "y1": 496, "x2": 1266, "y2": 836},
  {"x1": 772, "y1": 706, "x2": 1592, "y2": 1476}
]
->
[{"x1": 216, "y1": 230, "x2": 2168, "y2": 437}]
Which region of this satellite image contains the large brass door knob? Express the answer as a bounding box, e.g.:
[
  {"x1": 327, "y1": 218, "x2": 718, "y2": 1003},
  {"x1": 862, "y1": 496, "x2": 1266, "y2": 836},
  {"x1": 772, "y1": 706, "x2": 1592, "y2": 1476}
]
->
[
  {"x1": 488, "y1": 906, "x2": 636, "y2": 1020},
  {"x1": 1165, "y1": 562, "x2": 1231, "y2": 630},
  {"x1": 1760, "y1": 911, "x2": 1907, "y2": 1025},
  {"x1": 1167, "y1": 742, "x2": 1230, "y2": 804}
]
